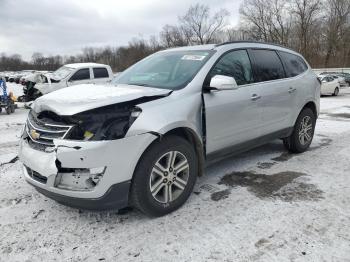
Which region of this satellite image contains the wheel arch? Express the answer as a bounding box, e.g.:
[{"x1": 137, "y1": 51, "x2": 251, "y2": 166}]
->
[
  {"x1": 135, "y1": 127, "x2": 205, "y2": 178},
  {"x1": 290, "y1": 100, "x2": 318, "y2": 134},
  {"x1": 302, "y1": 101, "x2": 318, "y2": 119},
  {"x1": 162, "y1": 127, "x2": 205, "y2": 177}
]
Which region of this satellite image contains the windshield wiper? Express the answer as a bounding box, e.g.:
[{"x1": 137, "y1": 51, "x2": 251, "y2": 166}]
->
[{"x1": 128, "y1": 83, "x2": 150, "y2": 87}]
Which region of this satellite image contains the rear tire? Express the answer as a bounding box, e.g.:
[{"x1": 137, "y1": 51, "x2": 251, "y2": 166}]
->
[
  {"x1": 130, "y1": 136, "x2": 197, "y2": 217},
  {"x1": 283, "y1": 108, "x2": 316, "y2": 153},
  {"x1": 333, "y1": 87, "x2": 339, "y2": 96}
]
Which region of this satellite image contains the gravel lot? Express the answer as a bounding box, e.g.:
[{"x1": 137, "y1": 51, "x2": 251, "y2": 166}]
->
[{"x1": 1, "y1": 84, "x2": 350, "y2": 262}]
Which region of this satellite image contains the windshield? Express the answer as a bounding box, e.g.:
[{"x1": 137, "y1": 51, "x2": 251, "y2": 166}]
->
[
  {"x1": 113, "y1": 50, "x2": 214, "y2": 90},
  {"x1": 51, "y1": 66, "x2": 74, "y2": 80}
]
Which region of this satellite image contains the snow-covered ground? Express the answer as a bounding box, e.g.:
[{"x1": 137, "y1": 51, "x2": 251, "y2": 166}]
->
[{"x1": 1, "y1": 84, "x2": 350, "y2": 262}]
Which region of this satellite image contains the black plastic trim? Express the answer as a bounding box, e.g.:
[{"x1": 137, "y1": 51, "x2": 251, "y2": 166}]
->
[
  {"x1": 206, "y1": 127, "x2": 293, "y2": 164},
  {"x1": 30, "y1": 181, "x2": 131, "y2": 210}
]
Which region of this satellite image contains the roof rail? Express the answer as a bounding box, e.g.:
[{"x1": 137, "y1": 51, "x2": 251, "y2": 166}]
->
[{"x1": 215, "y1": 40, "x2": 295, "y2": 51}]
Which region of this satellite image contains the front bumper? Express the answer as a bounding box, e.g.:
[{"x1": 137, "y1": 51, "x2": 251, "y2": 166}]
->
[{"x1": 19, "y1": 133, "x2": 157, "y2": 209}]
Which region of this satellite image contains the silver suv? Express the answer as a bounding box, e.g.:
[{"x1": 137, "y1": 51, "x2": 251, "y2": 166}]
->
[{"x1": 19, "y1": 42, "x2": 320, "y2": 216}]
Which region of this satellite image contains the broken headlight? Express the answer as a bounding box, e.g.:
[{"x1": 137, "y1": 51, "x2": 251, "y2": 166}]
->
[{"x1": 65, "y1": 103, "x2": 142, "y2": 141}]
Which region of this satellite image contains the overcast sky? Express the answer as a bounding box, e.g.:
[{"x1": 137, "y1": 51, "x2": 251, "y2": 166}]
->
[{"x1": 0, "y1": 0, "x2": 243, "y2": 60}]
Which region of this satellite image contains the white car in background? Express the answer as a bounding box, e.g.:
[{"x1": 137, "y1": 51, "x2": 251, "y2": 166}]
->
[
  {"x1": 318, "y1": 72, "x2": 347, "y2": 87},
  {"x1": 319, "y1": 76, "x2": 340, "y2": 96},
  {"x1": 33, "y1": 63, "x2": 113, "y2": 97},
  {"x1": 329, "y1": 74, "x2": 346, "y2": 87}
]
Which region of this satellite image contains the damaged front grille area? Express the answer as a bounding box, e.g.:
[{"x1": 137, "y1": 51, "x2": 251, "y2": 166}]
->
[
  {"x1": 26, "y1": 111, "x2": 73, "y2": 150},
  {"x1": 25, "y1": 166, "x2": 48, "y2": 184}
]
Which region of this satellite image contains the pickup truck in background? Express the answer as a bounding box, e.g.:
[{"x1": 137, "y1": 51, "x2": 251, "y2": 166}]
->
[{"x1": 21, "y1": 63, "x2": 113, "y2": 101}]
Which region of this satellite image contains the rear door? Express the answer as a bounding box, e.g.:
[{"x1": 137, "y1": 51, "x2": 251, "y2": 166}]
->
[
  {"x1": 248, "y1": 49, "x2": 294, "y2": 135},
  {"x1": 203, "y1": 49, "x2": 262, "y2": 154},
  {"x1": 67, "y1": 68, "x2": 91, "y2": 86},
  {"x1": 92, "y1": 67, "x2": 111, "y2": 84}
]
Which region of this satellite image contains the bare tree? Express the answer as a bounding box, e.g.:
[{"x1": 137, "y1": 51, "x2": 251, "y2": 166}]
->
[
  {"x1": 291, "y1": 0, "x2": 323, "y2": 60},
  {"x1": 324, "y1": 0, "x2": 350, "y2": 67},
  {"x1": 178, "y1": 4, "x2": 230, "y2": 44},
  {"x1": 240, "y1": 0, "x2": 292, "y2": 45},
  {"x1": 160, "y1": 25, "x2": 189, "y2": 47}
]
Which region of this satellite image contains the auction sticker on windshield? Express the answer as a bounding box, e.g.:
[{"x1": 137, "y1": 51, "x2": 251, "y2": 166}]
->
[{"x1": 181, "y1": 54, "x2": 207, "y2": 61}]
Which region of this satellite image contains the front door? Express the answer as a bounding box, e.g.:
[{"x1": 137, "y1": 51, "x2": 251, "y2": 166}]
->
[
  {"x1": 203, "y1": 49, "x2": 262, "y2": 154},
  {"x1": 67, "y1": 68, "x2": 92, "y2": 87}
]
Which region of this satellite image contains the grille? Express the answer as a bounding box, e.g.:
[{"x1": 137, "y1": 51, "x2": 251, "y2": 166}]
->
[
  {"x1": 26, "y1": 111, "x2": 73, "y2": 149},
  {"x1": 25, "y1": 166, "x2": 48, "y2": 184}
]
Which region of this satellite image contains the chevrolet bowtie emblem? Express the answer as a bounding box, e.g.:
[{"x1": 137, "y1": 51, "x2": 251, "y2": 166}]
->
[{"x1": 30, "y1": 130, "x2": 40, "y2": 140}]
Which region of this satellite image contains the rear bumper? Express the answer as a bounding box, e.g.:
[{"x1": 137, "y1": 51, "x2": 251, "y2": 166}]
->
[{"x1": 30, "y1": 179, "x2": 131, "y2": 210}]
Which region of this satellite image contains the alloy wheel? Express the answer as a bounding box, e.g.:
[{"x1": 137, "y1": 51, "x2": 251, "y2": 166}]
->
[
  {"x1": 298, "y1": 116, "x2": 313, "y2": 145},
  {"x1": 149, "y1": 151, "x2": 189, "y2": 204}
]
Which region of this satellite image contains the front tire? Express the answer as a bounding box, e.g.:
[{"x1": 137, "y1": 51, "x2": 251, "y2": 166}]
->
[
  {"x1": 130, "y1": 136, "x2": 197, "y2": 217},
  {"x1": 283, "y1": 108, "x2": 316, "y2": 153}
]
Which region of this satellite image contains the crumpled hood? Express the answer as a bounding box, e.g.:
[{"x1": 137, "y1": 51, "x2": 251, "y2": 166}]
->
[{"x1": 33, "y1": 83, "x2": 171, "y2": 115}]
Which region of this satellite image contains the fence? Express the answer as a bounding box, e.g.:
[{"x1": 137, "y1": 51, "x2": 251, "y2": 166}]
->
[{"x1": 313, "y1": 68, "x2": 350, "y2": 74}]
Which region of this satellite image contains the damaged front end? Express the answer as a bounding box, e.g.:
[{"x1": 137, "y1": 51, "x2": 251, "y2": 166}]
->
[
  {"x1": 19, "y1": 73, "x2": 59, "y2": 102},
  {"x1": 19, "y1": 95, "x2": 167, "y2": 209},
  {"x1": 25, "y1": 99, "x2": 144, "y2": 149}
]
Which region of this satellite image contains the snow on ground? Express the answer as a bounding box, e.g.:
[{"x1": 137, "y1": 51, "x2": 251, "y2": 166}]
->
[{"x1": 0, "y1": 87, "x2": 350, "y2": 262}]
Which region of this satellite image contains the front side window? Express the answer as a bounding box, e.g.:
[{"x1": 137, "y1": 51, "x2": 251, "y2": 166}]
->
[
  {"x1": 207, "y1": 49, "x2": 254, "y2": 86},
  {"x1": 70, "y1": 68, "x2": 90, "y2": 81},
  {"x1": 249, "y1": 49, "x2": 285, "y2": 82},
  {"x1": 93, "y1": 68, "x2": 109, "y2": 78},
  {"x1": 279, "y1": 51, "x2": 308, "y2": 77},
  {"x1": 113, "y1": 50, "x2": 214, "y2": 90}
]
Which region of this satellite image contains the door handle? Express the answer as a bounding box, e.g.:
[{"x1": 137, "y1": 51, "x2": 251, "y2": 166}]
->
[
  {"x1": 251, "y1": 94, "x2": 261, "y2": 101},
  {"x1": 288, "y1": 87, "x2": 297, "y2": 93}
]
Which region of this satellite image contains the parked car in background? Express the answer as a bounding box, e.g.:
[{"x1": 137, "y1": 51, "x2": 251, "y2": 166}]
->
[
  {"x1": 338, "y1": 72, "x2": 350, "y2": 85},
  {"x1": 19, "y1": 42, "x2": 320, "y2": 216},
  {"x1": 329, "y1": 74, "x2": 346, "y2": 87},
  {"x1": 319, "y1": 76, "x2": 340, "y2": 96},
  {"x1": 7, "y1": 72, "x2": 17, "y2": 83},
  {"x1": 318, "y1": 71, "x2": 349, "y2": 86},
  {"x1": 20, "y1": 63, "x2": 113, "y2": 101}
]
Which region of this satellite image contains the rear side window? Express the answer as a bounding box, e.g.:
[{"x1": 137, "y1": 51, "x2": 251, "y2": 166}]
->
[
  {"x1": 93, "y1": 68, "x2": 109, "y2": 78},
  {"x1": 249, "y1": 49, "x2": 285, "y2": 82},
  {"x1": 207, "y1": 49, "x2": 254, "y2": 86},
  {"x1": 279, "y1": 51, "x2": 308, "y2": 77},
  {"x1": 70, "y1": 69, "x2": 90, "y2": 81}
]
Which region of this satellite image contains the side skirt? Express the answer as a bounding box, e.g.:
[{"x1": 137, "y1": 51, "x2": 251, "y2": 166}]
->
[{"x1": 206, "y1": 127, "x2": 293, "y2": 165}]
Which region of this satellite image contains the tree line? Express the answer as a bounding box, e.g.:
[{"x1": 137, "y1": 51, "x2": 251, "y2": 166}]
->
[{"x1": 1, "y1": 0, "x2": 349, "y2": 72}]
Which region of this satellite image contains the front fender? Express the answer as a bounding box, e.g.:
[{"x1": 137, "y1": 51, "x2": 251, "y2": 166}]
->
[{"x1": 126, "y1": 92, "x2": 203, "y2": 141}]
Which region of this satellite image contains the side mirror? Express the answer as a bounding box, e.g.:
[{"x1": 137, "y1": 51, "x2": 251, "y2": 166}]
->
[{"x1": 208, "y1": 75, "x2": 238, "y2": 91}]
